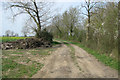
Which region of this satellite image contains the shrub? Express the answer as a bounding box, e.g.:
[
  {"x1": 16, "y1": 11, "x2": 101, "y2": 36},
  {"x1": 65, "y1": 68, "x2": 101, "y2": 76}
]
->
[{"x1": 35, "y1": 30, "x2": 53, "y2": 43}]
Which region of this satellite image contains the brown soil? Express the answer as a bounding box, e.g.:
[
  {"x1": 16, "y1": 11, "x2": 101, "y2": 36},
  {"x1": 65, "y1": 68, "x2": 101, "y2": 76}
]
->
[{"x1": 32, "y1": 44, "x2": 118, "y2": 78}]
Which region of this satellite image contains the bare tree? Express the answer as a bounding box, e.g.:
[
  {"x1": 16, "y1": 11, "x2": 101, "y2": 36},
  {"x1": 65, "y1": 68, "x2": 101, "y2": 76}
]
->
[
  {"x1": 62, "y1": 7, "x2": 79, "y2": 37},
  {"x1": 6, "y1": 0, "x2": 53, "y2": 37},
  {"x1": 81, "y1": 0, "x2": 97, "y2": 41},
  {"x1": 118, "y1": 1, "x2": 120, "y2": 60},
  {"x1": 52, "y1": 15, "x2": 62, "y2": 34}
]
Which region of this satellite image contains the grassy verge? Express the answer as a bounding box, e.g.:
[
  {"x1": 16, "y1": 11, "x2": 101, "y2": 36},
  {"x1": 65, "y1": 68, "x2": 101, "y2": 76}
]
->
[
  {"x1": 70, "y1": 41, "x2": 118, "y2": 70},
  {"x1": 52, "y1": 41, "x2": 61, "y2": 46},
  {"x1": 2, "y1": 58, "x2": 43, "y2": 78},
  {"x1": 2, "y1": 47, "x2": 55, "y2": 78},
  {"x1": 55, "y1": 38, "x2": 119, "y2": 70}
]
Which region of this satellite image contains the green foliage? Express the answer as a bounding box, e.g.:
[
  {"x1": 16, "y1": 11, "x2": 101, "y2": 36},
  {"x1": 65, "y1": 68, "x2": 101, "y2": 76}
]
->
[
  {"x1": 35, "y1": 30, "x2": 53, "y2": 43},
  {"x1": 86, "y1": 2, "x2": 118, "y2": 58},
  {"x1": 50, "y1": 7, "x2": 81, "y2": 39}
]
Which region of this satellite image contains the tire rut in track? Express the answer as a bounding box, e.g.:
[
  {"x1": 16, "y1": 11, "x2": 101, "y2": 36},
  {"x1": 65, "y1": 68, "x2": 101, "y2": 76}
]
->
[{"x1": 32, "y1": 44, "x2": 84, "y2": 78}]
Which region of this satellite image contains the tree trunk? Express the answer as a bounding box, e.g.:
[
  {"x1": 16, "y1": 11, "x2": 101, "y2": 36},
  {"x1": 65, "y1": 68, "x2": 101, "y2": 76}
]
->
[
  {"x1": 118, "y1": 1, "x2": 120, "y2": 65},
  {"x1": 24, "y1": 34, "x2": 27, "y2": 37},
  {"x1": 86, "y1": 9, "x2": 91, "y2": 42},
  {"x1": 70, "y1": 23, "x2": 73, "y2": 37},
  {"x1": 56, "y1": 25, "x2": 62, "y2": 34},
  {"x1": 33, "y1": 1, "x2": 41, "y2": 33},
  {"x1": 70, "y1": 28, "x2": 73, "y2": 37}
]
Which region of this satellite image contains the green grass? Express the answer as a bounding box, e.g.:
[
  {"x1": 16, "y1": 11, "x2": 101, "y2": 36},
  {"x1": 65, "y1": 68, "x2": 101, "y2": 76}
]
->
[
  {"x1": 1, "y1": 37, "x2": 28, "y2": 43},
  {"x1": 0, "y1": 37, "x2": 1, "y2": 43},
  {"x1": 30, "y1": 50, "x2": 50, "y2": 55},
  {"x1": 2, "y1": 47, "x2": 55, "y2": 78},
  {"x1": 70, "y1": 41, "x2": 119, "y2": 70},
  {"x1": 54, "y1": 38, "x2": 66, "y2": 42},
  {"x1": 11, "y1": 52, "x2": 24, "y2": 54},
  {"x1": 52, "y1": 41, "x2": 61, "y2": 45},
  {"x1": 55, "y1": 38, "x2": 119, "y2": 70},
  {"x1": 30, "y1": 48, "x2": 55, "y2": 56},
  {"x1": 2, "y1": 58, "x2": 43, "y2": 78},
  {"x1": 2, "y1": 50, "x2": 44, "y2": 78}
]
